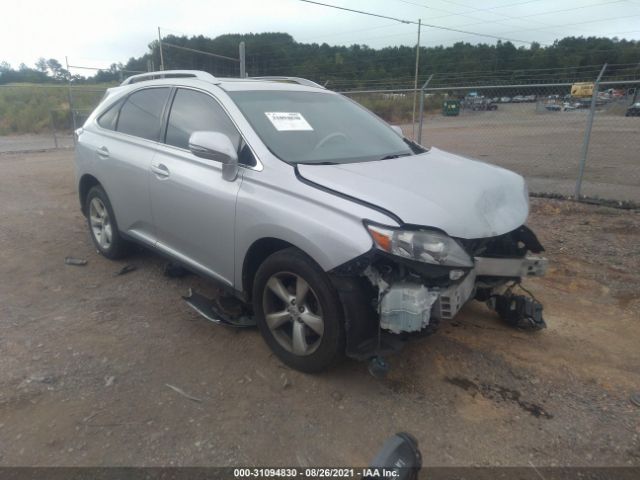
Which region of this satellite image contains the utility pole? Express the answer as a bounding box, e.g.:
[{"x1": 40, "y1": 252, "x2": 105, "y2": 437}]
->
[
  {"x1": 239, "y1": 41, "x2": 246, "y2": 78},
  {"x1": 411, "y1": 19, "x2": 421, "y2": 140},
  {"x1": 158, "y1": 27, "x2": 165, "y2": 71}
]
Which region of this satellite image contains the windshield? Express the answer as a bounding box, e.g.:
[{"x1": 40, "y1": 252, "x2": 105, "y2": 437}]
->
[{"x1": 227, "y1": 90, "x2": 413, "y2": 164}]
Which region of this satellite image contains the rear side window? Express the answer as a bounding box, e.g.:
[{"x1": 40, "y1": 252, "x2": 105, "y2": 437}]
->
[
  {"x1": 97, "y1": 99, "x2": 123, "y2": 131},
  {"x1": 165, "y1": 89, "x2": 241, "y2": 151},
  {"x1": 117, "y1": 88, "x2": 170, "y2": 141}
]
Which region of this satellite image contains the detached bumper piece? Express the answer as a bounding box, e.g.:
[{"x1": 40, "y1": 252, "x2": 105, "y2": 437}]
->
[
  {"x1": 183, "y1": 289, "x2": 256, "y2": 328},
  {"x1": 489, "y1": 291, "x2": 546, "y2": 330},
  {"x1": 475, "y1": 255, "x2": 548, "y2": 278}
]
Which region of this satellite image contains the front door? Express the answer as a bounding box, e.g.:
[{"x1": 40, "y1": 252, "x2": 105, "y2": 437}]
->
[{"x1": 149, "y1": 88, "x2": 247, "y2": 286}]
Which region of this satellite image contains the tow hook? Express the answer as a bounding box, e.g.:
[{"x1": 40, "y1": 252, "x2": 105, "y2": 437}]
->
[{"x1": 488, "y1": 289, "x2": 546, "y2": 331}]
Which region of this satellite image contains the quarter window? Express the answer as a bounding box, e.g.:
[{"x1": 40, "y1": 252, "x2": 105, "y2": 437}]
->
[
  {"x1": 117, "y1": 88, "x2": 170, "y2": 141},
  {"x1": 97, "y1": 98, "x2": 123, "y2": 131}
]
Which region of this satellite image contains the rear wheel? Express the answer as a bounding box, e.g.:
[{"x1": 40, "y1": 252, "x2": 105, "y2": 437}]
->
[
  {"x1": 252, "y1": 248, "x2": 345, "y2": 373},
  {"x1": 85, "y1": 185, "x2": 131, "y2": 259}
]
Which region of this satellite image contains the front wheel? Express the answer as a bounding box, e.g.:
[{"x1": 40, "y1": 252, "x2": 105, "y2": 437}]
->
[
  {"x1": 252, "y1": 248, "x2": 345, "y2": 373},
  {"x1": 85, "y1": 185, "x2": 131, "y2": 259}
]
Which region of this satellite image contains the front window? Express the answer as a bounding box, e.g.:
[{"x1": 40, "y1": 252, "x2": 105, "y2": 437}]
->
[{"x1": 227, "y1": 90, "x2": 413, "y2": 165}]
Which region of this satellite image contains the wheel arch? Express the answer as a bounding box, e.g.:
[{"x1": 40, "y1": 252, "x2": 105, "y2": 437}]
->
[
  {"x1": 78, "y1": 174, "x2": 101, "y2": 216},
  {"x1": 241, "y1": 237, "x2": 297, "y2": 302}
]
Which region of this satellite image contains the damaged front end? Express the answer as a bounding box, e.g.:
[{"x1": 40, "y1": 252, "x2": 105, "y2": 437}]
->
[{"x1": 330, "y1": 223, "x2": 548, "y2": 362}]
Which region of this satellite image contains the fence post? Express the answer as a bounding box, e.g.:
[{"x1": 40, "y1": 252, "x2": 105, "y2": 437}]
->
[
  {"x1": 239, "y1": 41, "x2": 246, "y2": 78},
  {"x1": 575, "y1": 63, "x2": 607, "y2": 199},
  {"x1": 65, "y1": 56, "x2": 77, "y2": 146},
  {"x1": 49, "y1": 110, "x2": 58, "y2": 149},
  {"x1": 417, "y1": 74, "x2": 433, "y2": 145}
]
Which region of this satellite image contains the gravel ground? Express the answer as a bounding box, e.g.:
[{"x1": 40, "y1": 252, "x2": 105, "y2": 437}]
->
[
  {"x1": 0, "y1": 134, "x2": 74, "y2": 153},
  {"x1": 0, "y1": 149, "x2": 639, "y2": 467}
]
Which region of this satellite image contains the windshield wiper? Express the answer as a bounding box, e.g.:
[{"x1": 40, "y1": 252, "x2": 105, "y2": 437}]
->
[{"x1": 379, "y1": 153, "x2": 412, "y2": 160}]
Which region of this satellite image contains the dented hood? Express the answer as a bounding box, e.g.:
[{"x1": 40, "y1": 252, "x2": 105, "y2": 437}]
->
[{"x1": 296, "y1": 147, "x2": 529, "y2": 239}]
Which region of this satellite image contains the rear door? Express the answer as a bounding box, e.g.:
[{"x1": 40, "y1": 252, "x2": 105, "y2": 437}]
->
[
  {"x1": 149, "y1": 87, "x2": 249, "y2": 286},
  {"x1": 93, "y1": 87, "x2": 171, "y2": 245}
]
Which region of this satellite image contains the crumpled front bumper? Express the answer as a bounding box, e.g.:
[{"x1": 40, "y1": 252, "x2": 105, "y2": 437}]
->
[
  {"x1": 380, "y1": 255, "x2": 548, "y2": 331},
  {"x1": 432, "y1": 255, "x2": 548, "y2": 320}
]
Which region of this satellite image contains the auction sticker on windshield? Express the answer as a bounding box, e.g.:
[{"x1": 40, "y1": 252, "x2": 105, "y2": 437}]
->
[{"x1": 265, "y1": 112, "x2": 313, "y2": 131}]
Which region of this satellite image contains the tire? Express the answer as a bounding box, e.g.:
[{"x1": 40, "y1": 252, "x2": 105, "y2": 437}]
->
[
  {"x1": 85, "y1": 185, "x2": 131, "y2": 260},
  {"x1": 252, "y1": 247, "x2": 345, "y2": 373}
]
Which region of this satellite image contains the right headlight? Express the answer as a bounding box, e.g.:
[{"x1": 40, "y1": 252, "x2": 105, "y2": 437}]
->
[{"x1": 366, "y1": 223, "x2": 473, "y2": 268}]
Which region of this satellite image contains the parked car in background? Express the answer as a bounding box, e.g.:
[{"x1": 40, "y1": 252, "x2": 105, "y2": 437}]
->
[
  {"x1": 512, "y1": 95, "x2": 525, "y2": 103},
  {"x1": 500, "y1": 96, "x2": 511, "y2": 103},
  {"x1": 626, "y1": 102, "x2": 640, "y2": 116}
]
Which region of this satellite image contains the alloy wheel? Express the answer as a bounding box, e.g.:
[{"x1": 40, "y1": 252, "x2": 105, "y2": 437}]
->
[
  {"x1": 262, "y1": 271, "x2": 324, "y2": 356},
  {"x1": 89, "y1": 197, "x2": 113, "y2": 250}
]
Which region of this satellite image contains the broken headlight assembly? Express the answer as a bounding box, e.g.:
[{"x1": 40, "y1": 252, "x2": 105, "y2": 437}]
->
[{"x1": 365, "y1": 223, "x2": 473, "y2": 268}]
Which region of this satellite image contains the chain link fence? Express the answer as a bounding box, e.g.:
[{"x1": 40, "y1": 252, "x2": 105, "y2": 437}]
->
[
  {"x1": 341, "y1": 68, "x2": 640, "y2": 204},
  {"x1": 2, "y1": 65, "x2": 639, "y2": 204},
  {"x1": 0, "y1": 84, "x2": 108, "y2": 153}
]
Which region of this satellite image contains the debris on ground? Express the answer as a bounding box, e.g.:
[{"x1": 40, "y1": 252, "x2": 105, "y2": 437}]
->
[
  {"x1": 281, "y1": 373, "x2": 292, "y2": 389},
  {"x1": 183, "y1": 289, "x2": 256, "y2": 327},
  {"x1": 114, "y1": 264, "x2": 137, "y2": 276},
  {"x1": 631, "y1": 393, "x2": 640, "y2": 407},
  {"x1": 163, "y1": 262, "x2": 191, "y2": 278},
  {"x1": 165, "y1": 384, "x2": 203, "y2": 403},
  {"x1": 104, "y1": 376, "x2": 115, "y2": 387},
  {"x1": 64, "y1": 257, "x2": 88, "y2": 266}
]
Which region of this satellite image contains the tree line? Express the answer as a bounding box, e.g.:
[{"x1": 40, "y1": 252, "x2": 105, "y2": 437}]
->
[{"x1": 1, "y1": 33, "x2": 639, "y2": 89}]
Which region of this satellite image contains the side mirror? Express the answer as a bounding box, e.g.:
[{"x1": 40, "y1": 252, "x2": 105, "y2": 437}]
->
[
  {"x1": 390, "y1": 125, "x2": 404, "y2": 137},
  {"x1": 188, "y1": 131, "x2": 239, "y2": 181}
]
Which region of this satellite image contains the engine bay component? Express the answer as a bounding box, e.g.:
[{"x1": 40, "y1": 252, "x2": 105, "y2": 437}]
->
[
  {"x1": 380, "y1": 282, "x2": 439, "y2": 333},
  {"x1": 432, "y1": 271, "x2": 476, "y2": 319},
  {"x1": 489, "y1": 291, "x2": 546, "y2": 330}
]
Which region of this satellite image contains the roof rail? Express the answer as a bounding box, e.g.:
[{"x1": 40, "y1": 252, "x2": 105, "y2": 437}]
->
[
  {"x1": 251, "y1": 76, "x2": 325, "y2": 89},
  {"x1": 121, "y1": 70, "x2": 218, "y2": 86}
]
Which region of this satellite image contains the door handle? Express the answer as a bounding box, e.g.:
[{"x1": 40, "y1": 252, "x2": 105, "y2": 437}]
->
[
  {"x1": 96, "y1": 146, "x2": 109, "y2": 159},
  {"x1": 151, "y1": 163, "x2": 170, "y2": 178}
]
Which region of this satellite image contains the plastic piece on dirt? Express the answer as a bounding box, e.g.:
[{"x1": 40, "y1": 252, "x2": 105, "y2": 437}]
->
[
  {"x1": 64, "y1": 257, "x2": 88, "y2": 266},
  {"x1": 369, "y1": 432, "x2": 422, "y2": 480},
  {"x1": 114, "y1": 264, "x2": 137, "y2": 276},
  {"x1": 183, "y1": 288, "x2": 256, "y2": 328},
  {"x1": 631, "y1": 393, "x2": 640, "y2": 407},
  {"x1": 368, "y1": 356, "x2": 390, "y2": 378},
  {"x1": 163, "y1": 262, "x2": 191, "y2": 278},
  {"x1": 491, "y1": 293, "x2": 546, "y2": 331},
  {"x1": 165, "y1": 383, "x2": 202, "y2": 403}
]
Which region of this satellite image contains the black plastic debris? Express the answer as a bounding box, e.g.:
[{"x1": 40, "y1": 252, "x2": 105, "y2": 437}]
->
[
  {"x1": 114, "y1": 264, "x2": 137, "y2": 276},
  {"x1": 163, "y1": 262, "x2": 191, "y2": 278},
  {"x1": 368, "y1": 356, "x2": 390, "y2": 378},
  {"x1": 64, "y1": 257, "x2": 87, "y2": 266},
  {"x1": 183, "y1": 289, "x2": 256, "y2": 328},
  {"x1": 491, "y1": 292, "x2": 546, "y2": 331}
]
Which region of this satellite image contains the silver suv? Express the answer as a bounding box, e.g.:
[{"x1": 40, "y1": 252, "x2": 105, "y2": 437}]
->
[{"x1": 75, "y1": 70, "x2": 547, "y2": 373}]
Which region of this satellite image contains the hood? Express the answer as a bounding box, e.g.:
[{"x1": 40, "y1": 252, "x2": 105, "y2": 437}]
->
[{"x1": 296, "y1": 147, "x2": 529, "y2": 239}]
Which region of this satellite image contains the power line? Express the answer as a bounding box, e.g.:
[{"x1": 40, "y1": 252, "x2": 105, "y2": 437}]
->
[
  {"x1": 297, "y1": 0, "x2": 539, "y2": 45},
  {"x1": 448, "y1": 0, "x2": 631, "y2": 32},
  {"x1": 161, "y1": 42, "x2": 240, "y2": 62}
]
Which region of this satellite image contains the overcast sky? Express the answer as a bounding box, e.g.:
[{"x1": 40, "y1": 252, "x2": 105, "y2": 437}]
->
[{"x1": 1, "y1": 0, "x2": 639, "y2": 73}]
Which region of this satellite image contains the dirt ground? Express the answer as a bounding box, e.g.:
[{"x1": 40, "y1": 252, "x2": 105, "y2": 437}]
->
[{"x1": 0, "y1": 149, "x2": 639, "y2": 467}]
